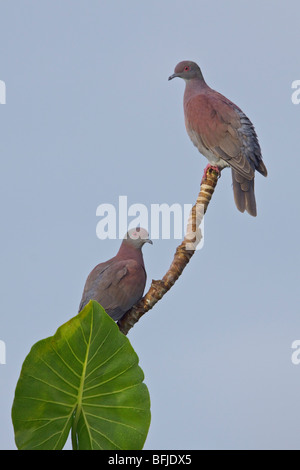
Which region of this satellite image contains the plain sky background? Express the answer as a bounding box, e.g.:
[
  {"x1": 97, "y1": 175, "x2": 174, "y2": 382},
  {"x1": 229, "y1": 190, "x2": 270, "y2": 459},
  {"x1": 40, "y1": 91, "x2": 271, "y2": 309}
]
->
[{"x1": 0, "y1": 0, "x2": 299, "y2": 450}]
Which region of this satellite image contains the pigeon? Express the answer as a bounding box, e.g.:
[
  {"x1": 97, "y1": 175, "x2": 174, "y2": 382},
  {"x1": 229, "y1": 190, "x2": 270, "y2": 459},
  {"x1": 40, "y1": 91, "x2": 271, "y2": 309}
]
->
[
  {"x1": 79, "y1": 227, "x2": 152, "y2": 321},
  {"x1": 169, "y1": 60, "x2": 267, "y2": 216}
]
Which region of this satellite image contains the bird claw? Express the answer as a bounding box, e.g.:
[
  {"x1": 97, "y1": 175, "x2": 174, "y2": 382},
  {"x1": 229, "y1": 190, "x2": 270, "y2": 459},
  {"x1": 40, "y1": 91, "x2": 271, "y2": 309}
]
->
[{"x1": 201, "y1": 164, "x2": 221, "y2": 183}]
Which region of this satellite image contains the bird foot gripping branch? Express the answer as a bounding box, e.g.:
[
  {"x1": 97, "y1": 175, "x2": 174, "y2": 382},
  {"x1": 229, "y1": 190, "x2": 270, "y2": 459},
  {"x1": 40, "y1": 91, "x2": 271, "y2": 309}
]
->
[
  {"x1": 201, "y1": 164, "x2": 221, "y2": 184},
  {"x1": 118, "y1": 168, "x2": 219, "y2": 336}
]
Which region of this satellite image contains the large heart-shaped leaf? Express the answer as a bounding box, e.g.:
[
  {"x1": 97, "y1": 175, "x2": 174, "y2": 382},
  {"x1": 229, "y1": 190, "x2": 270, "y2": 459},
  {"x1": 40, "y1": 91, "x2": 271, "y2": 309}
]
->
[{"x1": 12, "y1": 301, "x2": 151, "y2": 450}]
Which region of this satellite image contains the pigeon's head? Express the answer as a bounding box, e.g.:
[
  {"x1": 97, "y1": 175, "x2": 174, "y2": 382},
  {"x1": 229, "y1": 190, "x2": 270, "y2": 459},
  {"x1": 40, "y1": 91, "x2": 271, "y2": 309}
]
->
[
  {"x1": 168, "y1": 61, "x2": 204, "y2": 82},
  {"x1": 125, "y1": 227, "x2": 153, "y2": 249}
]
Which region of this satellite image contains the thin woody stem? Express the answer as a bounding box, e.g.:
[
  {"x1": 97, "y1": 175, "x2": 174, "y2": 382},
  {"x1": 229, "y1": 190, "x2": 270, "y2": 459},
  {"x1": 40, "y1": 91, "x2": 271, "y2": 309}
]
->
[{"x1": 118, "y1": 167, "x2": 219, "y2": 335}]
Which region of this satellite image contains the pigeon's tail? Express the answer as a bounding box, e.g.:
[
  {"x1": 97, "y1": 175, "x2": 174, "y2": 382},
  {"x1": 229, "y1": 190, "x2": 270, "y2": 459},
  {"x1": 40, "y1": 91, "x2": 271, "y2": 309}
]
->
[{"x1": 231, "y1": 169, "x2": 257, "y2": 217}]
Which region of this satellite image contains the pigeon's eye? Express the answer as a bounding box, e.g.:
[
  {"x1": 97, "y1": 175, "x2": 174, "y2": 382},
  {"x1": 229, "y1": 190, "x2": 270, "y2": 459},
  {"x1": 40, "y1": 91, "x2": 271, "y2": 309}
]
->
[{"x1": 184, "y1": 66, "x2": 190, "y2": 71}]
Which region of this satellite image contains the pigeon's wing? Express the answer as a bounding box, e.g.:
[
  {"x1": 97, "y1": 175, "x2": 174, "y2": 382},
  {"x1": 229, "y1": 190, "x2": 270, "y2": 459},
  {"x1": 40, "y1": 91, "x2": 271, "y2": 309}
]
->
[
  {"x1": 185, "y1": 91, "x2": 267, "y2": 179},
  {"x1": 79, "y1": 258, "x2": 146, "y2": 321}
]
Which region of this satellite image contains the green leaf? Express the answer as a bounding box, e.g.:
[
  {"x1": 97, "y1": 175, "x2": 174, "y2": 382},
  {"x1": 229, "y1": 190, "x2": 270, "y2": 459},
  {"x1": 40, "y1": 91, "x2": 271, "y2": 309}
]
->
[{"x1": 12, "y1": 301, "x2": 151, "y2": 450}]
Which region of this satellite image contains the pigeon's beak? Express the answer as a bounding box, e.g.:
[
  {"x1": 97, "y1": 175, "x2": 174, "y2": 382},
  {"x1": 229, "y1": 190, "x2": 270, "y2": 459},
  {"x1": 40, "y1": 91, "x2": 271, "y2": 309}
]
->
[
  {"x1": 168, "y1": 73, "x2": 178, "y2": 81},
  {"x1": 145, "y1": 238, "x2": 153, "y2": 245}
]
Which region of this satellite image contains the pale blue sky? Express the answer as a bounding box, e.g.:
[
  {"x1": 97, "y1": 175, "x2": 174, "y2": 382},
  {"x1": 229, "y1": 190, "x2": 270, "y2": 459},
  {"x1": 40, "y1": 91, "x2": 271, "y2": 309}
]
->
[{"x1": 0, "y1": 0, "x2": 300, "y2": 450}]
